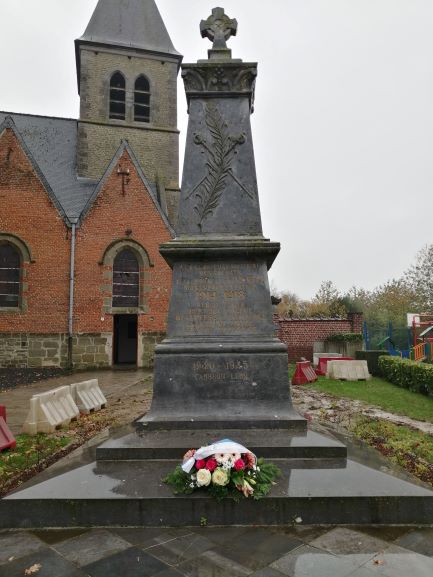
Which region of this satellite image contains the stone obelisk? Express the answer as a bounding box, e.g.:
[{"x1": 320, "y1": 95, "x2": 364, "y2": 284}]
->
[{"x1": 138, "y1": 8, "x2": 305, "y2": 431}]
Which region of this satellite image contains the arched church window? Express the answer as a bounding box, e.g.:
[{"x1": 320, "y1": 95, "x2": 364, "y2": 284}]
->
[
  {"x1": 134, "y1": 75, "x2": 150, "y2": 123},
  {"x1": 0, "y1": 243, "x2": 21, "y2": 308},
  {"x1": 109, "y1": 72, "x2": 126, "y2": 120},
  {"x1": 112, "y1": 249, "x2": 140, "y2": 307}
]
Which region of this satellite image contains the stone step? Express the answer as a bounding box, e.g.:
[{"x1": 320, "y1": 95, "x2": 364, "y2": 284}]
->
[
  {"x1": 96, "y1": 429, "x2": 347, "y2": 461},
  {"x1": 3, "y1": 453, "x2": 433, "y2": 528},
  {"x1": 137, "y1": 404, "x2": 307, "y2": 432}
]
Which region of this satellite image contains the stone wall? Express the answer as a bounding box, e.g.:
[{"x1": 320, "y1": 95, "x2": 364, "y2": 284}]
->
[
  {"x1": 0, "y1": 334, "x2": 68, "y2": 368},
  {"x1": 139, "y1": 332, "x2": 165, "y2": 368},
  {"x1": 0, "y1": 332, "x2": 165, "y2": 369},
  {"x1": 71, "y1": 333, "x2": 112, "y2": 369},
  {"x1": 275, "y1": 313, "x2": 363, "y2": 362}
]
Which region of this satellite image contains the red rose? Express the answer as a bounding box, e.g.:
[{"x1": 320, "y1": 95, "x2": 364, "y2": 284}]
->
[
  {"x1": 195, "y1": 459, "x2": 206, "y2": 470},
  {"x1": 234, "y1": 458, "x2": 245, "y2": 471},
  {"x1": 206, "y1": 458, "x2": 217, "y2": 471},
  {"x1": 244, "y1": 452, "x2": 255, "y2": 469}
]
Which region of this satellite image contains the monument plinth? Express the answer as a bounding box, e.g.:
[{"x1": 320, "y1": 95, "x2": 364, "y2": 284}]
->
[{"x1": 138, "y1": 8, "x2": 305, "y2": 430}]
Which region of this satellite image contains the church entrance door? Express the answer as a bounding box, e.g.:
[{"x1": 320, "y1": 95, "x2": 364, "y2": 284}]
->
[{"x1": 113, "y1": 315, "x2": 138, "y2": 365}]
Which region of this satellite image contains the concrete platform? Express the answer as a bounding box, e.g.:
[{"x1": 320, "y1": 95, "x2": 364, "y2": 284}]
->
[{"x1": 2, "y1": 428, "x2": 433, "y2": 528}]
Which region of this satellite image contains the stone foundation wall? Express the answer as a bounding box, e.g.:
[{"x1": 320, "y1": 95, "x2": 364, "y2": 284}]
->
[
  {"x1": 0, "y1": 332, "x2": 166, "y2": 369},
  {"x1": 139, "y1": 332, "x2": 165, "y2": 368},
  {"x1": 71, "y1": 334, "x2": 112, "y2": 369},
  {"x1": 0, "y1": 333, "x2": 68, "y2": 368}
]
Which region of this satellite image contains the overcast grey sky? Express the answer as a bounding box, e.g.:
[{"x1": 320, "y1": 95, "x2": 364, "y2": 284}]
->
[{"x1": 1, "y1": 0, "x2": 432, "y2": 298}]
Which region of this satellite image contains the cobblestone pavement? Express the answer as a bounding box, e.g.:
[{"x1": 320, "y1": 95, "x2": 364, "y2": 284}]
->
[{"x1": 1, "y1": 525, "x2": 433, "y2": 577}]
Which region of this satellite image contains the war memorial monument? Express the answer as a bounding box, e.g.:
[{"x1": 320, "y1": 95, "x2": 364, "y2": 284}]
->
[{"x1": 1, "y1": 8, "x2": 433, "y2": 528}]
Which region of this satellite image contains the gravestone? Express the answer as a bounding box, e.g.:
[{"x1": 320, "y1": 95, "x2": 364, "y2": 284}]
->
[{"x1": 137, "y1": 7, "x2": 305, "y2": 431}]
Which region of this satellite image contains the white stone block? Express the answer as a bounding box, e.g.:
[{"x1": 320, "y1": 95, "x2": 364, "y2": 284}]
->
[
  {"x1": 70, "y1": 379, "x2": 107, "y2": 414},
  {"x1": 23, "y1": 386, "x2": 80, "y2": 435},
  {"x1": 327, "y1": 360, "x2": 371, "y2": 381}
]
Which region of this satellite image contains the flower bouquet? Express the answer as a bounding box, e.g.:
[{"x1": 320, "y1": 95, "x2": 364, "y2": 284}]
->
[{"x1": 164, "y1": 439, "x2": 281, "y2": 501}]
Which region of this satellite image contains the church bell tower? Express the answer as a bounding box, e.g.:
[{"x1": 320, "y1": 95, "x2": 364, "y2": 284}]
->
[{"x1": 75, "y1": 0, "x2": 182, "y2": 222}]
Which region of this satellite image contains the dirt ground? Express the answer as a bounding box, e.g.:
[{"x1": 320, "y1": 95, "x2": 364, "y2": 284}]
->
[{"x1": 292, "y1": 384, "x2": 433, "y2": 435}]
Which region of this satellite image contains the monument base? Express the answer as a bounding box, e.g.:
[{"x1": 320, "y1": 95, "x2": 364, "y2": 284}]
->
[{"x1": 2, "y1": 427, "x2": 433, "y2": 528}]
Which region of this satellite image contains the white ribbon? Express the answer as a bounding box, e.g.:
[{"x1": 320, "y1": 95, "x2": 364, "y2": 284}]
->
[{"x1": 181, "y1": 439, "x2": 256, "y2": 473}]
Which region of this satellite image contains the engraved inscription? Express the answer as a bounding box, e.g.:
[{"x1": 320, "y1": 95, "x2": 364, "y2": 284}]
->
[
  {"x1": 172, "y1": 262, "x2": 270, "y2": 335},
  {"x1": 192, "y1": 358, "x2": 250, "y2": 383}
]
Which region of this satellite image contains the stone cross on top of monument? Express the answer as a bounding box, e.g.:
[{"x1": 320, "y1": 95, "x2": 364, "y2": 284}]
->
[{"x1": 200, "y1": 7, "x2": 238, "y2": 59}]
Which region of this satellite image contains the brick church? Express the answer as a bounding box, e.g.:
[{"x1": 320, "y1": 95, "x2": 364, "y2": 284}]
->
[{"x1": 0, "y1": 0, "x2": 182, "y2": 369}]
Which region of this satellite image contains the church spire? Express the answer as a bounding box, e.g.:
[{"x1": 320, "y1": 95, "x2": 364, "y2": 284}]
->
[
  {"x1": 79, "y1": 0, "x2": 180, "y2": 55},
  {"x1": 75, "y1": 0, "x2": 181, "y2": 88}
]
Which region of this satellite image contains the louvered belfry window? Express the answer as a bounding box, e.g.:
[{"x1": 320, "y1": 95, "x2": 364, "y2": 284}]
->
[
  {"x1": 109, "y1": 72, "x2": 126, "y2": 120},
  {"x1": 0, "y1": 244, "x2": 20, "y2": 308},
  {"x1": 112, "y1": 249, "x2": 139, "y2": 307},
  {"x1": 134, "y1": 75, "x2": 150, "y2": 123}
]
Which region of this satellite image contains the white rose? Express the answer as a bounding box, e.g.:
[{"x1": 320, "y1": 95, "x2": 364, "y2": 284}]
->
[
  {"x1": 212, "y1": 468, "x2": 229, "y2": 486},
  {"x1": 196, "y1": 469, "x2": 212, "y2": 487}
]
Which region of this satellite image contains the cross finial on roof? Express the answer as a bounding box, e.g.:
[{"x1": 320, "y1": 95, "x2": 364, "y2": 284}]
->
[{"x1": 200, "y1": 7, "x2": 238, "y2": 51}]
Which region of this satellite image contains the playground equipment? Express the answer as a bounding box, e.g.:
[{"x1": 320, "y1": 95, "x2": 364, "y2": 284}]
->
[
  {"x1": 409, "y1": 314, "x2": 433, "y2": 362},
  {"x1": 363, "y1": 321, "x2": 410, "y2": 358}
]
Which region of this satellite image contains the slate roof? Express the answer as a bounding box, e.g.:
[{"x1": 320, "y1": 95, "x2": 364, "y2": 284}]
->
[
  {"x1": 0, "y1": 112, "x2": 96, "y2": 223},
  {"x1": 78, "y1": 0, "x2": 181, "y2": 57},
  {"x1": 0, "y1": 111, "x2": 167, "y2": 230}
]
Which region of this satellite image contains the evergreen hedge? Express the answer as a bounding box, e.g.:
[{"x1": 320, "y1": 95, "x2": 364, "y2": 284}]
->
[
  {"x1": 326, "y1": 333, "x2": 363, "y2": 343},
  {"x1": 378, "y1": 356, "x2": 433, "y2": 395}
]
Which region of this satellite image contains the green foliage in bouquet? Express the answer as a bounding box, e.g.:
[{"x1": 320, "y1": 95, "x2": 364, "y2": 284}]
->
[{"x1": 164, "y1": 458, "x2": 281, "y2": 502}]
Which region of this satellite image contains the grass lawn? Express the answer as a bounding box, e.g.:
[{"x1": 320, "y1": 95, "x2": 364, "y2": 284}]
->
[
  {"x1": 353, "y1": 418, "x2": 433, "y2": 485},
  {"x1": 306, "y1": 375, "x2": 433, "y2": 423},
  {"x1": 0, "y1": 433, "x2": 71, "y2": 494}
]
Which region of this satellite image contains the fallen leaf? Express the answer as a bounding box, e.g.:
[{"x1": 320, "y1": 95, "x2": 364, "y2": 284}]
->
[
  {"x1": 24, "y1": 563, "x2": 42, "y2": 575},
  {"x1": 8, "y1": 556, "x2": 14, "y2": 562},
  {"x1": 373, "y1": 559, "x2": 385, "y2": 566}
]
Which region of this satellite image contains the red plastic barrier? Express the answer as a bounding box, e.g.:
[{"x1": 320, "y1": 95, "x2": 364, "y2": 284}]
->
[
  {"x1": 0, "y1": 405, "x2": 5, "y2": 420},
  {"x1": 315, "y1": 357, "x2": 353, "y2": 376},
  {"x1": 292, "y1": 361, "x2": 318, "y2": 385},
  {"x1": 0, "y1": 416, "x2": 16, "y2": 451}
]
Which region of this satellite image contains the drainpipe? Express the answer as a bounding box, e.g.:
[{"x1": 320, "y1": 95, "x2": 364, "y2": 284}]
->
[{"x1": 68, "y1": 220, "x2": 77, "y2": 370}]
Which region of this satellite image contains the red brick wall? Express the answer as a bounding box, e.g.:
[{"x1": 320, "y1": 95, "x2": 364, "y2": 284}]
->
[
  {"x1": 74, "y1": 149, "x2": 172, "y2": 337},
  {"x1": 0, "y1": 128, "x2": 70, "y2": 333},
  {"x1": 274, "y1": 313, "x2": 363, "y2": 362}
]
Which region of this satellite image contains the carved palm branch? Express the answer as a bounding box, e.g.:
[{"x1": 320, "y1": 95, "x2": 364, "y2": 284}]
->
[{"x1": 194, "y1": 104, "x2": 237, "y2": 228}]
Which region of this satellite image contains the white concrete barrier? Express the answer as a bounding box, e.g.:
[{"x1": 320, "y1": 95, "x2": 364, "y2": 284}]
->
[
  {"x1": 23, "y1": 386, "x2": 80, "y2": 435},
  {"x1": 327, "y1": 360, "x2": 371, "y2": 381},
  {"x1": 70, "y1": 379, "x2": 107, "y2": 414},
  {"x1": 313, "y1": 352, "x2": 342, "y2": 367}
]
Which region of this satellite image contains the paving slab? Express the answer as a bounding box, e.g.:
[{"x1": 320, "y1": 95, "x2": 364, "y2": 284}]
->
[
  {"x1": 0, "y1": 526, "x2": 431, "y2": 577},
  {"x1": 52, "y1": 528, "x2": 132, "y2": 567}
]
